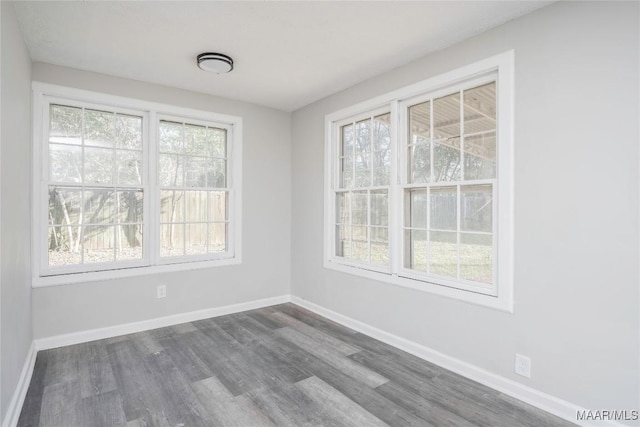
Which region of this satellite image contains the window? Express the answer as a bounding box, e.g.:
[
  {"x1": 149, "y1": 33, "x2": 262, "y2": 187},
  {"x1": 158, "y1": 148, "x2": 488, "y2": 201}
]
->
[
  {"x1": 335, "y1": 111, "x2": 391, "y2": 267},
  {"x1": 325, "y1": 52, "x2": 513, "y2": 311},
  {"x1": 33, "y1": 83, "x2": 242, "y2": 286},
  {"x1": 157, "y1": 118, "x2": 229, "y2": 259}
]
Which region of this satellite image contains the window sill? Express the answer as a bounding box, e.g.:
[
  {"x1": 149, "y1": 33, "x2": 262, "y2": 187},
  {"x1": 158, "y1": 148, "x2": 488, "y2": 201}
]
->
[
  {"x1": 33, "y1": 256, "x2": 241, "y2": 288},
  {"x1": 323, "y1": 259, "x2": 513, "y2": 313}
]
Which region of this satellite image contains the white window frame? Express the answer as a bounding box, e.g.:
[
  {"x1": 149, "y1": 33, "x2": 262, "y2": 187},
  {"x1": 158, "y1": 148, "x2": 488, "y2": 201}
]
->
[
  {"x1": 324, "y1": 51, "x2": 514, "y2": 312},
  {"x1": 32, "y1": 82, "x2": 243, "y2": 287}
]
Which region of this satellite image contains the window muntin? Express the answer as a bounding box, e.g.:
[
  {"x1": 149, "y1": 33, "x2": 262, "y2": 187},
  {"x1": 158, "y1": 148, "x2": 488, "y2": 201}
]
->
[
  {"x1": 335, "y1": 112, "x2": 391, "y2": 266},
  {"x1": 325, "y1": 54, "x2": 513, "y2": 309},
  {"x1": 158, "y1": 119, "x2": 230, "y2": 260},
  {"x1": 35, "y1": 86, "x2": 241, "y2": 283}
]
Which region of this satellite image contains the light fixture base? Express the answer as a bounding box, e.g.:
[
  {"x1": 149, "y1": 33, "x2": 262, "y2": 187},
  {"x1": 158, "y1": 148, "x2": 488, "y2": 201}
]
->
[{"x1": 197, "y1": 52, "x2": 234, "y2": 74}]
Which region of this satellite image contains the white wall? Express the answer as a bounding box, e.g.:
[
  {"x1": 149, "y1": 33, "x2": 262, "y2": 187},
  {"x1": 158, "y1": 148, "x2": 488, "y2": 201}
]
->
[
  {"x1": 31, "y1": 63, "x2": 292, "y2": 339},
  {"x1": 1, "y1": 1, "x2": 33, "y2": 421},
  {"x1": 291, "y1": 0, "x2": 639, "y2": 415}
]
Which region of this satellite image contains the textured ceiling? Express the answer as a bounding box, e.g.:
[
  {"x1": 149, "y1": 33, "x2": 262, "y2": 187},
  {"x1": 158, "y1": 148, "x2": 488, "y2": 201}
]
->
[{"x1": 14, "y1": 1, "x2": 550, "y2": 112}]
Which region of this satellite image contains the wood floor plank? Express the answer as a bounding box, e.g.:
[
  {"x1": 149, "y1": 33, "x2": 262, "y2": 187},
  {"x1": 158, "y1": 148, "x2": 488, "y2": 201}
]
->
[
  {"x1": 243, "y1": 309, "x2": 286, "y2": 330},
  {"x1": 267, "y1": 310, "x2": 361, "y2": 356},
  {"x1": 376, "y1": 380, "x2": 479, "y2": 427},
  {"x1": 192, "y1": 376, "x2": 275, "y2": 427},
  {"x1": 18, "y1": 303, "x2": 575, "y2": 427},
  {"x1": 284, "y1": 349, "x2": 432, "y2": 427},
  {"x1": 76, "y1": 389, "x2": 127, "y2": 427},
  {"x1": 349, "y1": 348, "x2": 438, "y2": 388},
  {"x1": 246, "y1": 378, "x2": 339, "y2": 427},
  {"x1": 106, "y1": 340, "x2": 173, "y2": 426},
  {"x1": 295, "y1": 376, "x2": 389, "y2": 427},
  {"x1": 277, "y1": 326, "x2": 389, "y2": 388},
  {"x1": 157, "y1": 332, "x2": 215, "y2": 382},
  {"x1": 79, "y1": 341, "x2": 118, "y2": 398},
  {"x1": 271, "y1": 303, "x2": 360, "y2": 339},
  {"x1": 38, "y1": 381, "x2": 81, "y2": 427},
  {"x1": 144, "y1": 350, "x2": 211, "y2": 427}
]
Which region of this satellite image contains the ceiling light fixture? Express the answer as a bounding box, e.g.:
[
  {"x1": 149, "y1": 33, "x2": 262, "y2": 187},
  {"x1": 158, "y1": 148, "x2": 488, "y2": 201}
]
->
[{"x1": 197, "y1": 52, "x2": 234, "y2": 74}]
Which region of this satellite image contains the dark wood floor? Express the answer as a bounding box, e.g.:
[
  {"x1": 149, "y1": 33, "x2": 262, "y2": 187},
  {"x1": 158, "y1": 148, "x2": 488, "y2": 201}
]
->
[{"x1": 18, "y1": 303, "x2": 574, "y2": 427}]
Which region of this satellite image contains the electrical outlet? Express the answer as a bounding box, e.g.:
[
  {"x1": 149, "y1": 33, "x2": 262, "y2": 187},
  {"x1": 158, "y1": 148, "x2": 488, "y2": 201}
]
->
[
  {"x1": 156, "y1": 285, "x2": 167, "y2": 299},
  {"x1": 515, "y1": 353, "x2": 531, "y2": 378}
]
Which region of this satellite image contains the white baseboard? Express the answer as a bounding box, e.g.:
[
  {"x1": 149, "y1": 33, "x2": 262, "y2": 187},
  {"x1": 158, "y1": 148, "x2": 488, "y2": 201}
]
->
[
  {"x1": 35, "y1": 294, "x2": 291, "y2": 351},
  {"x1": 2, "y1": 342, "x2": 37, "y2": 427},
  {"x1": 290, "y1": 296, "x2": 627, "y2": 427}
]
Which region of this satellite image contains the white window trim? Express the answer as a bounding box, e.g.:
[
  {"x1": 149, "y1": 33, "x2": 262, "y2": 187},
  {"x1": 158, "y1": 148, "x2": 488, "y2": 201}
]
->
[
  {"x1": 324, "y1": 51, "x2": 514, "y2": 312},
  {"x1": 32, "y1": 82, "x2": 243, "y2": 287}
]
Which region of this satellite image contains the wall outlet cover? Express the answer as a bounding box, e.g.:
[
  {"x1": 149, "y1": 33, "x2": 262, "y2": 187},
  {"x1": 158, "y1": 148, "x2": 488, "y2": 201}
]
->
[{"x1": 515, "y1": 353, "x2": 531, "y2": 378}]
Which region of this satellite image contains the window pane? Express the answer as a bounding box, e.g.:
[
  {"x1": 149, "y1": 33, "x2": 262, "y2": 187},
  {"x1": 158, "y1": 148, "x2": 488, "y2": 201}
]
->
[
  {"x1": 84, "y1": 109, "x2": 114, "y2": 147},
  {"x1": 355, "y1": 119, "x2": 371, "y2": 187},
  {"x1": 50, "y1": 144, "x2": 82, "y2": 183},
  {"x1": 117, "y1": 190, "x2": 143, "y2": 224},
  {"x1": 406, "y1": 189, "x2": 427, "y2": 229},
  {"x1": 85, "y1": 147, "x2": 114, "y2": 184},
  {"x1": 409, "y1": 100, "x2": 430, "y2": 143},
  {"x1": 340, "y1": 154, "x2": 353, "y2": 189},
  {"x1": 352, "y1": 225, "x2": 368, "y2": 242},
  {"x1": 159, "y1": 121, "x2": 183, "y2": 153},
  {"x1": 186, "y1": 223, "x2": 207, "y2": 255},
  {"x1": 371, "y1": 242, "x2": 389, "y2": 265},
  {"x1": 372, "y1": 150, "x2": 390, "y2": 186},
  {"x1": 336, "y1": 192, "x2": 349, "y2": 225},
  {"x1": 207, "y1": 159, "x2": 226, "y2": 188},
  {"x1": 408, "y1": 143, "x2": 430, "y2": 184},
  {"x1": 116, "y1": 150, "x2": 142, "y2": 185},
  {"x1": 430, "y1": 187, "x2": 457, "y2": 231},
  {"x1": 208, "y1": 128, "x2": 226, "y2": 158},
  {"x1": 159, "y1": 154, "x2": 184, "y2": 187},
  {"x1": 184, "y1": 124, "x2": 208, "y2": 156},
  {"x1": 48, "y1": 187, "x2": 81, "y2": 226},
  {"x1": 84, "y1": 190, "x2": 115, "y2": 224},
  {"x1": 460, "y1": 233, "x2": 492, "y2": 284},
  {"x1": 405, "y1": 229, "x2": 427, "y2": 271},
  {"x1": 115, "y1": 114, "x2": 142, "y2": 149},
  {"x1": 370, "y1": 190, "x2": 388, "y2": 226},
  {"x1": 464, "y1": 82, "x2": 496, "y2": 135},
  {"x1": 464, "y1": 132, "x2": 496, "y2": 180},
  {"x1": 351, "y1": 191, "x2": 368, "y2": 225},
  {"x1": 208, "y1": 191, "x2": 227, "y2": 222},
  {"x1": 48, "y1": 225, "x2": 82, "y2": 266},
  {"x1": 433, "y1": 138, "x2": 461, "y2": 182},
  {"x1": 429, "y1": 231, "x2": 457, "y2": 278},
  {"x1": 184, "y1": 191, "x2": 208, "y2": 222},
  {"x1": 160, "y1": 190, "x2": 184, "y2": 223},
  {"x1": 336, "y1": 225, "x2": 350, "y2": 258},
  {"x1": 351, "y1": 241, "x2": 368, "y2": 263},
  {"x1": 50, "y1": 105, "x2": 82, "y2": 145},
  {"x1": 342, "y1": 124, "x2": 354, "y2": 156},
  {"x1": 161, "y1": 224, "x2": 184, "y2": 257},
  {"x1": 184, "y1": 157, "x2": 208, "y2": 187},
  {"x1": 116, "y1": 224, "x2": 143, "y2": 261},
  {"x1": 373, "y1": 114, "x2": 391, "y2": 186},
  {"x1": 434, "y1": 92, "x2": 460, "y2": 140},
  {"x1": 83, "y1": 225, "x2": 115, "y2": 264},
  {"x1": 340, "y1": 124, "x2": 354, "y2": 189},
  {"x1": 355, "y1": 152, "x2": 370, "y2": 188},
  {"x1": 371, "y1": 226, "x2": 388, "y2": 243},
  {"x1": 208, "y1": 223, "x2": 227, "y2": 253},
  {"x1": 461, "y1": 185, "x2": 492, "y2": 233}
]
